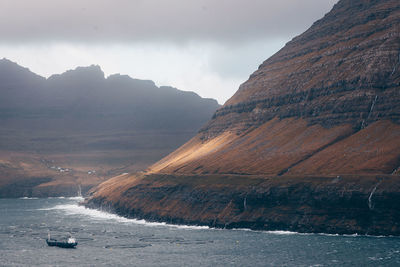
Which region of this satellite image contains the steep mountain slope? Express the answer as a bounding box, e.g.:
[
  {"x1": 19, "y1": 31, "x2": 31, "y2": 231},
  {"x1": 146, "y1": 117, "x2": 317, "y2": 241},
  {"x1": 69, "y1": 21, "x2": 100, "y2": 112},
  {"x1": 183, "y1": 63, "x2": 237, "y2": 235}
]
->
[
  {"x1": 148, "y1": 0, "x2": 400, "y2": 175},
  {"x1": 86, "y1": 0, "x2": 400, "y2": 235},
  {"x1": 0, "y1": 60, "x2": 219, "y2": 197}
]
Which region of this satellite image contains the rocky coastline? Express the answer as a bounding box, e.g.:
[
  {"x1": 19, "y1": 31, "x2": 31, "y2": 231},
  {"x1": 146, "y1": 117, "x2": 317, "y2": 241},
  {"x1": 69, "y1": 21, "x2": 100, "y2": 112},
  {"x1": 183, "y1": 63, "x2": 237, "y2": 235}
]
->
[{"x1": 84, "y1": 173, "x2": 400, "y2": 236}]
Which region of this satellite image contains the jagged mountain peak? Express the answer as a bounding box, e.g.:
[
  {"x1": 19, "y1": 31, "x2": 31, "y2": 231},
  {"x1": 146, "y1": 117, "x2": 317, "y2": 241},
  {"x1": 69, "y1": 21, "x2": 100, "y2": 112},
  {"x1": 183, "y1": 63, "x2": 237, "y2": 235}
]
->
[
  {"x1": 0, "y1": 58, "x2": 45, "y2": 82},
  {"x1": 106, "y1": 73, "x2": 157, "y2": 89},
  {"x1": 48, "y1": 64, "x2": 105, "y2": 82}
]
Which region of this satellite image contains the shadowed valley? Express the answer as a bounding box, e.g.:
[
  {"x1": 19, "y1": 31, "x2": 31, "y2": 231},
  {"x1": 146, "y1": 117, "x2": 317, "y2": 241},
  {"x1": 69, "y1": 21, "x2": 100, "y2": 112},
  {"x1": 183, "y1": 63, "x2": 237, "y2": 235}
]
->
[{"x1": 0, "y1": 59, "x2": 220, "y2": 197}]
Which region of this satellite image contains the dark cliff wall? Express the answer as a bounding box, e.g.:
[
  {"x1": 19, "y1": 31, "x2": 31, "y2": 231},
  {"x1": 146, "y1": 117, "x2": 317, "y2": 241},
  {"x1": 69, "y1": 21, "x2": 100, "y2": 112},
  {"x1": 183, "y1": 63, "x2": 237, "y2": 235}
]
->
[{"x1": 85, "y1": 173, "x2": 400, "y2": 236}]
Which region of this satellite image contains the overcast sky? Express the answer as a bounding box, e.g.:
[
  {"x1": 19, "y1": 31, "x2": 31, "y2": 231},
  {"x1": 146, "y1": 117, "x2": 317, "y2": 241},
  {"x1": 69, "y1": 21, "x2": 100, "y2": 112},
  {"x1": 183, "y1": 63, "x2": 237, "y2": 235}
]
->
[{"x1": 0, "y1": 0, "x2": 337, "y2": 104}]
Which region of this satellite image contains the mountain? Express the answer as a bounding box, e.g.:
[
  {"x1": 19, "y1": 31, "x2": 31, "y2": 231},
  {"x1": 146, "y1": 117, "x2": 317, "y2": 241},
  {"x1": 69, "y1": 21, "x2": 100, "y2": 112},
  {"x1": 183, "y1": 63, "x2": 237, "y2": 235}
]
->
[
  {"x1": 85, "y1": 0, "x2": 400, "y2": 235},
  {"x1": 0, "y1": 59, "x2": 220, "y2": 197}
]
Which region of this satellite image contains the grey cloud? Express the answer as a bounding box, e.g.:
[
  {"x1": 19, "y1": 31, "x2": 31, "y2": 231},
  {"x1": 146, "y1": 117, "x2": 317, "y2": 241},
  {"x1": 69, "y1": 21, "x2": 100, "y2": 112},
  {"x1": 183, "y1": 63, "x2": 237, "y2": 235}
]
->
[
  {"x1": 0, "y1": 0, "x2": 337, "y2": 44},
  {"x1": 207, "y1": 39, "x2": 286, "y2": 79}
]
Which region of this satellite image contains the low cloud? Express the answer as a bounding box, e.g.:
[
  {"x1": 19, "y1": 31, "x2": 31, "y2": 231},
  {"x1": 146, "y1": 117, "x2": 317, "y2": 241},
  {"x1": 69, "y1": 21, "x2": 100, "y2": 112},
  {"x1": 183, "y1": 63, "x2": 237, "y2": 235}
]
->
[
  {"x1": 0, "y1": 0, "x2": 338, "y2": 103},
  {"x1": 0, "y1": 0, "x2": 337, "y2": 44}
]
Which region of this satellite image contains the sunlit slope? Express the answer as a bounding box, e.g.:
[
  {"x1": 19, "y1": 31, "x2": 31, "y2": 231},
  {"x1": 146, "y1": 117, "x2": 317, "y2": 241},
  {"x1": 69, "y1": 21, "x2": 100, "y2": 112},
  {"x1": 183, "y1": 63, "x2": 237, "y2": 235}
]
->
[
  {"x1": 149, "y1": 0, "x2": 400, "y2": 176},
  {"x1": 149, "y1": 119, "x2": 399, "y2": 176}
]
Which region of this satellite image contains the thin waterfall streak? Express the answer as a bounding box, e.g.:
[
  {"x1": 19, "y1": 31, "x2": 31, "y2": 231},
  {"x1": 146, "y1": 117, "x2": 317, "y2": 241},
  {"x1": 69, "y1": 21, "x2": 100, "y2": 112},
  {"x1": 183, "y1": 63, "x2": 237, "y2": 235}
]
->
[{"x1": 368, "y1": 180, "x2": 382, "y2": 210}]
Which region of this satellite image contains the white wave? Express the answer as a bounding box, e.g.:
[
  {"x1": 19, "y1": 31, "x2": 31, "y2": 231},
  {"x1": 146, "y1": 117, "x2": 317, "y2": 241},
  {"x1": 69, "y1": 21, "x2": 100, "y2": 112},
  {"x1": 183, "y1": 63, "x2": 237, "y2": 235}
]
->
[
  {"x1": 264, "y1": 231, "x2": 387, "y2": 238},
  {"x1": 44, "y1": 203, "x2": 209, "y2": 230},
  {"x1": 19, "y1": 197, "x2": 39, "y2": 199},
  {"x1": 229, "y1": 228, "x2": 304, "y2": 235},
  {"x1": 39, "y1": 202, "x2": 389, "y2": 236},
  {"x1": 67, "y1": 196, "x2": 85, "y2": 200},
  {"x1": 46, "y1": 196, "x2": 84, "y2": 200},
  {"x1": 263, "y1": 230, "x2": 357, "y2": 237},
  {"x1": 265, "y1": 230, "x2": 303, "y2": 235}
]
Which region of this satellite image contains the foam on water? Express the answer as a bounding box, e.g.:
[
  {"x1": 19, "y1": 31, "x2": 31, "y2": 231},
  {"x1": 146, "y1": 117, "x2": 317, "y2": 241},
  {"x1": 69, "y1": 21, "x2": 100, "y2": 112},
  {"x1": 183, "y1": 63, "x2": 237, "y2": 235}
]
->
[
  {"x1": 42, "y1": 202, "x2": 209, "y2": 230},
  {"x1": 36, "y1": 199, "x2": 394, "y2": 237},
  {"x1": 19, "y1": 197, "x2": 39, "y2": 199},
  {"x1": 233, "y1": 227, "x2": 389, "y2": 238},
  {"x1": 67, "y1": 196, "x2": 85, "y2": 201},
  {"x1": 47, "y1": 196, "x2": 82, "y2": 199},
  {"x1": 265, "y1": 230, "x2": 302, "y2": 235}
]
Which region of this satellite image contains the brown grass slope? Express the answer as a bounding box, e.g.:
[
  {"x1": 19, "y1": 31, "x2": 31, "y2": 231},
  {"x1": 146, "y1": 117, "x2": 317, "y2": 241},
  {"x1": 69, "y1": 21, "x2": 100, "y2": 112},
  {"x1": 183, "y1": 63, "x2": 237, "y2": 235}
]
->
[{"x1": 149, "y1": 0, "x2": 400, "y2": 176}]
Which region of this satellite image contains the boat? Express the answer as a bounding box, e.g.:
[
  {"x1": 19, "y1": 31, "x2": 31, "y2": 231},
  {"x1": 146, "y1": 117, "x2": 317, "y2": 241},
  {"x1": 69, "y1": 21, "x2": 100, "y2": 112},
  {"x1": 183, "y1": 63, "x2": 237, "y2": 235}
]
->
[{"x1": 46, "y1": 233, "x2": 78, "y2": 248}]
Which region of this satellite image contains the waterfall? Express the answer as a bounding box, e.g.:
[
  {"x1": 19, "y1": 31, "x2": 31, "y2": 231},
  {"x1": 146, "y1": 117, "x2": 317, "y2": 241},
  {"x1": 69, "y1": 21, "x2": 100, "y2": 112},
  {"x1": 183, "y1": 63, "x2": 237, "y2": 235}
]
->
[
  {"x1": 77, "y1": 184, "x2": 82, "y2": 197},
  {"x1": 366, "y1": 95, "x2": 378, "y2": 121},
  {"x1": 361, "y1": 95, "x2": 378, "y2": 129},
  {"x1": 368, "y1": 180, "x2": 382, "y2": 210}
]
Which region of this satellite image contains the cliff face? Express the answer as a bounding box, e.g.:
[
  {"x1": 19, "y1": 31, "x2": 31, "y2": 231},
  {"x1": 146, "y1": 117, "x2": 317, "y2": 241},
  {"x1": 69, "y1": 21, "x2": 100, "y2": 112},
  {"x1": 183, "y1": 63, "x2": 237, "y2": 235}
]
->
[
  {"x1": 85, "y1": 173, "x2": 400, "y2": 236},
  {"x1": 86, "y1": 0, "x2": 400, "y2": 235}
]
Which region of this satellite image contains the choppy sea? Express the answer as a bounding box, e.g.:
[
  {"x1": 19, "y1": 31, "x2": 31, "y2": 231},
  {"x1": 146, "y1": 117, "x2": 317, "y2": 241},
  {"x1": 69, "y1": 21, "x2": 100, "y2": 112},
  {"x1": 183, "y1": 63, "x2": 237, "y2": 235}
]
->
[{"x1": 1, "y1": 198, "x2": 400, "y2": 266}]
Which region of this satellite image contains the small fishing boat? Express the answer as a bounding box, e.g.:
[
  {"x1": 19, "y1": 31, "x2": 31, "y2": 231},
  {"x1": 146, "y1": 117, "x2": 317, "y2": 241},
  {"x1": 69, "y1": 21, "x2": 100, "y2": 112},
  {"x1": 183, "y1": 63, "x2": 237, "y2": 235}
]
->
[{"x1": 46, "y1": 233, "x2": 78, "y2": 248}]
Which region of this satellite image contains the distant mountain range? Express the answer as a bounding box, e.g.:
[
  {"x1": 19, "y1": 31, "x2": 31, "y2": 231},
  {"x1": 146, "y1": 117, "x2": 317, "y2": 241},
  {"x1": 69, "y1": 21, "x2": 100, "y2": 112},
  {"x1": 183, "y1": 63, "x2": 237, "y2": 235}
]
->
[
  {"x1": 0, "y1": 58, "x2": 220, "y2": 197},
  {"x1": 85, "y1": 0, "x2": 400, "y2": 236},
  {"x1": 0, "y1": 58, "x2": 219, "y2": 136}
]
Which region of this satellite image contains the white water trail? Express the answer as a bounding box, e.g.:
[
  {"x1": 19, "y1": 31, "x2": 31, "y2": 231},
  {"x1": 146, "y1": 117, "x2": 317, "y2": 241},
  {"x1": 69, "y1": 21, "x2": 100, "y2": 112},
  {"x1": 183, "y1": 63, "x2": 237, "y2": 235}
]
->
[
  {"x1": 366, "y1": 95, "x2": 378, "y2": 121},
  {"x1": 368, "y1": 180, "x2": 382, "y2": 210},
  {"x1": 77, "y1": 184, "x2": 82, "y2": 198},
  {"x1": 37, "y1": 199, "x2": 389, "y2": 237},
  {"x1": 361, "y1": 95, "x2": 378, "y2": 129},
  {"x1": 40, "y1": 202, "x2": 209, "y2": 230}
]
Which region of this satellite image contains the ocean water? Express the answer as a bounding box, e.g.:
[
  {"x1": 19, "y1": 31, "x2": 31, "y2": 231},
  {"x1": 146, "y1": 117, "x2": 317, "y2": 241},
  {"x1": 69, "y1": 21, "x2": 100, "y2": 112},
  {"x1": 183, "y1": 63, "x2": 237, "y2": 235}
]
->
[{"x1": 1, "y1": 198, "x2": 400, "y2": 266}]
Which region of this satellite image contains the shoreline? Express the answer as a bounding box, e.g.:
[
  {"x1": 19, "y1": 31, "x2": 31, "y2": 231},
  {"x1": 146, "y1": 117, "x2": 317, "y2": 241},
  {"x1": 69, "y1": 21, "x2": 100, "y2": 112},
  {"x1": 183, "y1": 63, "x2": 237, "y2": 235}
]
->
[
  {"x1": 54, "y1": 198, "x2": 395, "y2": 238},
  {"x1": 82, "y1": 199, "x2": 399, "y2": 238},
  {"x1": 83, "y1": 173, "x2": 400, "y2": 237}
]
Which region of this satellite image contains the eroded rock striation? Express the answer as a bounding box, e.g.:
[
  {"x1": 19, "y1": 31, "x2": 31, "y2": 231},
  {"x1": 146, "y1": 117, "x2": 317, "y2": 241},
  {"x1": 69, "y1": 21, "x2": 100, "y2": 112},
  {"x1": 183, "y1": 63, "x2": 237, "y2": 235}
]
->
[{"x1": 86, "y1": 0, "x2": 400, "y2": 235}]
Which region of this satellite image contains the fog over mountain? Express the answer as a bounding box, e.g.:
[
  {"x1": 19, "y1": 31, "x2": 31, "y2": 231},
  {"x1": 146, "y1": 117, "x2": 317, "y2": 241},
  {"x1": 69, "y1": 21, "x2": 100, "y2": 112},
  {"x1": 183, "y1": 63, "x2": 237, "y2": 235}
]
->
[{"x1": 0, "y1": 0, "x2": 337, "y2": 43}]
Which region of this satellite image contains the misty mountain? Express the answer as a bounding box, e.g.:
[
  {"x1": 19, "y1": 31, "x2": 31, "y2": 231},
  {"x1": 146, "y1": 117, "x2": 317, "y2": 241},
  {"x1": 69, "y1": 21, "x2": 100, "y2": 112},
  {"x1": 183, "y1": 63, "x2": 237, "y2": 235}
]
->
[
  {"x1": 0, "y1": 58, "x2": 219, "y2": 135},
  {"x1": 0, "y1": 58, "x2": 219, "y2": 196}
]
